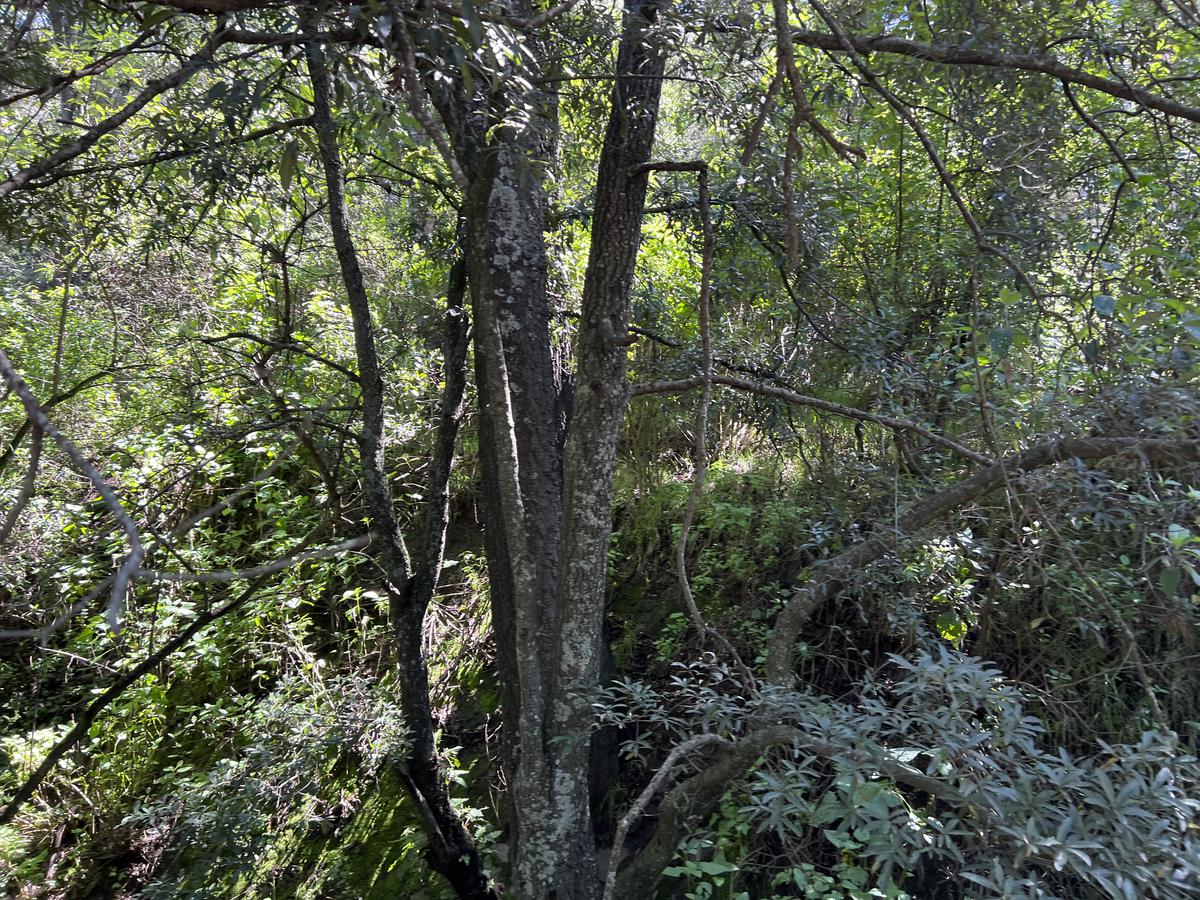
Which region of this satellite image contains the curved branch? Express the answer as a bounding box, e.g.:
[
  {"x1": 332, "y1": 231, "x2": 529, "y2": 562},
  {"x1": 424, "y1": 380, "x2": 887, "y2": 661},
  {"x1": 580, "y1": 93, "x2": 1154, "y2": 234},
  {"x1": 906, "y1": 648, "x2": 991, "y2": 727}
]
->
[
  {"x1": 631, "y1": 373, "x2": 994, "y2": 465},
  {"x1": 602, "y1": 733, "x2": 729, "y2": 900},
  {"x1": 611, "y1": 720, "x2": 986, "y2": 899},
  {"x1": 0, "y1": 349, "x2": 143, "y2": 630},
  {"x1": 0, "y1": 425, "x2": 42, "y2": 547},
  {"x1": 791, "y1": 28, "x2": 1200, "y2": 124},
  {"x1": 613, "y1": 723, "x2": 971, "y2": 899},
  {"x1": 0, "y1": 368, "x2": 121, "y2": 477},
  {"x1": 764, "y1": 436, "x2": 1200, "y2": 682}
]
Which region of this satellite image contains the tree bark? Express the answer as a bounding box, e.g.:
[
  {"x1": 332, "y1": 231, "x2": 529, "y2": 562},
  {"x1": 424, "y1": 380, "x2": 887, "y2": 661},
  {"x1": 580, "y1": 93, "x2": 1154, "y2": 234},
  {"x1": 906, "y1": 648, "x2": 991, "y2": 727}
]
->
[
  {"x1": 546, "y1": 1, "x2": 670, "y2": 893},
  {"x1": 454, "y1": 0, "x2": 671, "y2": 892},
  {"x1": 305, "y1": 27, "x2": 493, "y2": 899}
]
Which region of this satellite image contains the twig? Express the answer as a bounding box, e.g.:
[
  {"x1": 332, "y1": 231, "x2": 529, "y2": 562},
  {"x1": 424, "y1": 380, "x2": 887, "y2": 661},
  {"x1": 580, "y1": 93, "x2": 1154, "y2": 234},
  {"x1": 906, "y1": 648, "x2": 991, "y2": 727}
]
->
[
  {"x1": 135, "y1": 535, "x2": 370, "y2": 582},
  {"x1": 772, "y1": 0, "x2": 862, "y2": 162},
  {"x1": 602, "y1": 733, "x2": 729, "y2": 900},
  {"x1": 638, "y1": 161, "x2": 756, "y2": 688}
]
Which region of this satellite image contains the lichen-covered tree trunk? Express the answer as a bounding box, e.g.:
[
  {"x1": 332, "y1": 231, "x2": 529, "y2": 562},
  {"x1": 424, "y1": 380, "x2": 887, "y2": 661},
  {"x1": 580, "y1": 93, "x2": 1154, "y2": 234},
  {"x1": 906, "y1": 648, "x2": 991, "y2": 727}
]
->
[
  {"x1": 463, "y1": 3, "x2": 669, "y2": 897},
  {"x1": 545, "y1": 0, "x2": 669, "y2": 894},
  {"x1": 465, "y1": 134, "x2": 565, "y2": 897}
]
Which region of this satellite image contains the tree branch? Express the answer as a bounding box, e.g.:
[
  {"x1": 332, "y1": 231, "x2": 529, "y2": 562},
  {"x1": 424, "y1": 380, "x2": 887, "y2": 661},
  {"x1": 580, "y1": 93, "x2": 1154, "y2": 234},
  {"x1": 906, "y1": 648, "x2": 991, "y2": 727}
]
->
[
  {"x1": 0, "y1": 349, "x2": 143, "y2": 631},
  {"x1": 0, "y1": 29, "x2": 227, "y2": 200},
  {"x1": 0, "y1": 369, "x2": 123, "y2": 477},
  {"x1": 32, "y1": 115, "x2": 316, "y2": 188},
  {"x1": 764, "y1": 436, "x2": 1200, "y2": 682},
  {"x1": 612, "y1": 723, "x2": 977, "y2": 899},
  {"x1": 791, "y1": 28, "x2": 1200, "y2": 124},
  {"x1": 0, "y1": 455, "x2": 291, "y2": 640},
  {"x1": 631, "y1": 372, "x2": 994, "y2": 465}
]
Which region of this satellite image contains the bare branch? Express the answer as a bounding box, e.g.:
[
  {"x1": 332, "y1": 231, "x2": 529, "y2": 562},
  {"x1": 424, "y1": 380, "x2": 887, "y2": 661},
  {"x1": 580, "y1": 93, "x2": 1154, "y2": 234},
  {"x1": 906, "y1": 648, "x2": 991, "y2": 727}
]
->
[
  {"x1": 631, "y1": 372, "x2": 994, "y2": 465},
  {"x1": 1063, "y1": 81, "x2": 1138, "y2": 180},
  {"x1": 791, "y1": 28, "x2": 1200, "y2": 124},
  {"x1": 602, "y1": 733, "x2": 729, "y2": 900},
  {"x1": 0, "y1": 349, "x2": 143, "y2": 631},
  {"x1": 639, "y1": 161, "x2": 756, "y2": 685},
  {"x1": 522, "y1": 0, "x2": 585, "y2": 29},
  {"x1": 382, "y1": 2, "x2": 470, "y2": 192},
  {"x1": 304, "y1": 12, "x2": 413, "y2": 593},
  {"x1": 0, "y1": 425, "x2": 42, "y2": 547},
  {"x1": 771, "y1": 0, "x2": 862, "y2": 162},
  {"x1": 0, "y1": 368, "x2": 120, "y2": 477}
]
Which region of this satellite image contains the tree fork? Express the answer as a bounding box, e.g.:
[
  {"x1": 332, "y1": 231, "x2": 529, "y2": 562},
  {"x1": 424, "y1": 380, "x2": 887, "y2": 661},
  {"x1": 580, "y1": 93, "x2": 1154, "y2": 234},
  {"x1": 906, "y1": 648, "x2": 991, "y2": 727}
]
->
[{"x1": 304, "y1": 18, "x2": 493, "y2": 899}]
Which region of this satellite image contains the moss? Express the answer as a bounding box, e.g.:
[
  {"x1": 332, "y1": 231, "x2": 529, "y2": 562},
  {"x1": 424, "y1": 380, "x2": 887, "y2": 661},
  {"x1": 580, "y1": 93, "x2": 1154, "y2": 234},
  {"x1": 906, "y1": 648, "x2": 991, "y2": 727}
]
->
[{"x1": 239, "y1": 770, "x2": 451, "y2": 900}]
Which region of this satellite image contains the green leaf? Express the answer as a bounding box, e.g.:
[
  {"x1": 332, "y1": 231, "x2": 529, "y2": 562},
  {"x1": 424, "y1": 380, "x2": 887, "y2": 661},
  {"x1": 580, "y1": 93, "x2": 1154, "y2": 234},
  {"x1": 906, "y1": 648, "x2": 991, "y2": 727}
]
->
[
  {"x1": 1093, "y1": 294, "x2": 1116, "y2": 317},
  {"x1": 988, "y1": 326, "x2": 1016, "y2": 359},
  {"x1": 696, "y1": 860, "x2": 738, "y2": 876},
  {"x1": 935, "y1": 611, "x2": 967, "y2": 643},
  {"x1": 279, "y1": 140, "x2": 299, "y2": 192},
  {"x1": 1160, "y1": 567, "x2": 1183, "y2": 595},
  {"x1": 998, "y1": 287, "x2": 1021, "y2": 306}
]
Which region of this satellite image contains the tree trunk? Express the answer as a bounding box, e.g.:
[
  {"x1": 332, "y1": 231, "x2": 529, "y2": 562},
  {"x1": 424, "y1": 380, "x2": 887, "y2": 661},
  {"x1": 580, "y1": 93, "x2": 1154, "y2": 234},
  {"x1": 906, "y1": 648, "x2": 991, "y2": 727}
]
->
[
  {"x1": 462, "y1": 0, "x2": 669, "y2": 892},
  {"x1": 545, "y1": 0, "x2": 670, "y2": 894},
  {"x1": 465, "y1": 134, "x2": 564, "y2": 897},
  {"x1": 306, "y1": 26, "x2": 494, "y2": 900}
]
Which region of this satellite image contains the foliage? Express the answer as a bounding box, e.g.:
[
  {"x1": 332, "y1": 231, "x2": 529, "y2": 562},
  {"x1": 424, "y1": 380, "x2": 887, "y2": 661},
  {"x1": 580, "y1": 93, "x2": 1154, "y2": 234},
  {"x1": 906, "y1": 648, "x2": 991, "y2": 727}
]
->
[{"x1": 2, "y1": 0, "x2": 1200, "y2": 895}]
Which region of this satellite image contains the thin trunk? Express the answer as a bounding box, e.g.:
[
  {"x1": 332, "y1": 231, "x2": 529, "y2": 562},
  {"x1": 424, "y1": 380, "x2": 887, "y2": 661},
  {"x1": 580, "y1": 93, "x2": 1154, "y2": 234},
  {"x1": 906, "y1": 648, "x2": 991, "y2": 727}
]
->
[{"x1": 304, "y1": 25, "x2": 493, "y2": 899}]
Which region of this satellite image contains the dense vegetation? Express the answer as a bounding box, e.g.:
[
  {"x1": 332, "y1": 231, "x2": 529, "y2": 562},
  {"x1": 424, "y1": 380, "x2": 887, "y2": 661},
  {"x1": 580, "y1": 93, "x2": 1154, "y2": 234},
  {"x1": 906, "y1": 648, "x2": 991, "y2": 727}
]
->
[{"x1": 2, "y1": 0, "x2": 1200, "y2": 896}]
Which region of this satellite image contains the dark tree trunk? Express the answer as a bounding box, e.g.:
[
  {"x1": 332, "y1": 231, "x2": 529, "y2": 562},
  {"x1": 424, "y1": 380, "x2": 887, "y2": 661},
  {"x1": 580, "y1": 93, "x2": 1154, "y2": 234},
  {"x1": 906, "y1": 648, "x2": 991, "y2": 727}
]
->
[{"x1": 305, "y1": 27, "x2": 494, "y2": 900}]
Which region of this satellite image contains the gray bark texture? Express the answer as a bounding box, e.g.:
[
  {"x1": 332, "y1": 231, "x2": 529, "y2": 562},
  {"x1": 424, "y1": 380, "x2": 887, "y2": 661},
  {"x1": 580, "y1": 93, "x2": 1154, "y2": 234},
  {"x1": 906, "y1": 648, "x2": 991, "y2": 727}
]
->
[
  {"x1": 546, "y1": 0, "x2": 670, "y2": 893},
  {"x1": 455, "y1": 0, "x2": 670, "y2": 894},
  {"x1": 306, "y1": 24, "x2": 493, "y2": 899}
]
